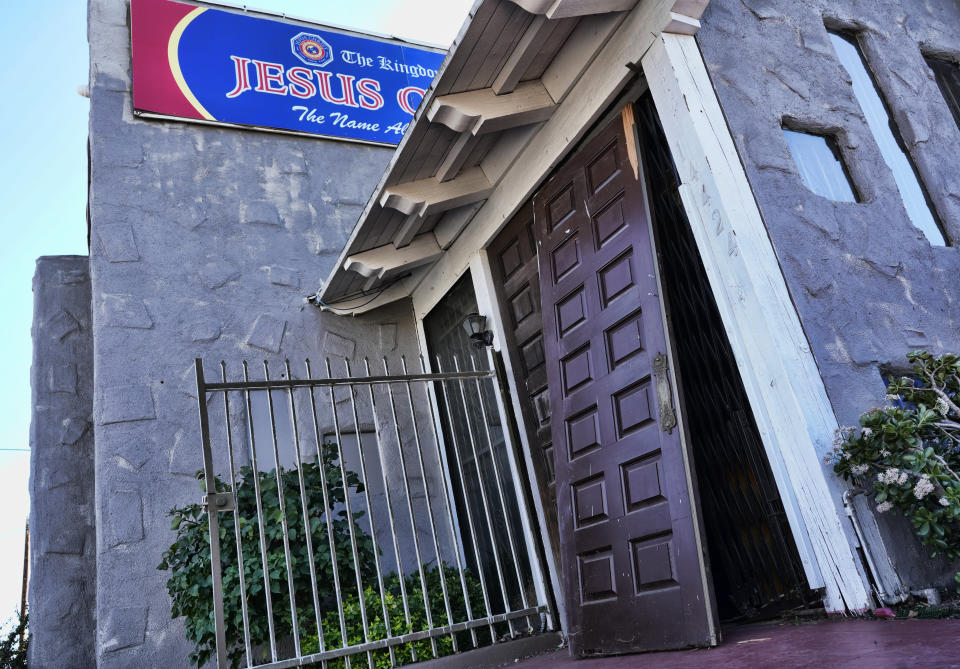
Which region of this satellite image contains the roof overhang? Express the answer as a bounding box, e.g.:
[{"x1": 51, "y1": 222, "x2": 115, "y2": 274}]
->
[{"x1": 316, "y1": 0, "x2": 708, "y2": 314}]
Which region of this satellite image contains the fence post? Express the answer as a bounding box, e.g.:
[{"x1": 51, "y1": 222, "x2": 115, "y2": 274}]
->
[{"x1": 195, "y1": 358, "x2": 230, "y2": 669}]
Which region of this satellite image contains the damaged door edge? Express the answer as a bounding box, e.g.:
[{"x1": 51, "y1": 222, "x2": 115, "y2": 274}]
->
[{"x1": 637, "y1": 129, "x2": 720, "y2": 645}]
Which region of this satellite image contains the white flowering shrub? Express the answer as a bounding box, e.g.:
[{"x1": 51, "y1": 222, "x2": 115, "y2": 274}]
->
[{"x1": 828, "y1": 351, "x2": 960, "y2": 592}]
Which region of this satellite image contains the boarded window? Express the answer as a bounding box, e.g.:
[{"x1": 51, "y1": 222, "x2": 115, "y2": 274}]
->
[
  {"x1": 925, "y1": 55, "x2": 960, "y2": 131},
  {"x1": 828, "y1": 31, "x2": 946, "y2": 246},
  {"x1": 782, "y1": 129, "x2": 858, "y2": 202}
]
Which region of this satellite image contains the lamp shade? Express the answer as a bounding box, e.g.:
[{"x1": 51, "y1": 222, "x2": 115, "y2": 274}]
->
[{"x1": 462, "y1": 313, "x2": 487, "y2": 338}]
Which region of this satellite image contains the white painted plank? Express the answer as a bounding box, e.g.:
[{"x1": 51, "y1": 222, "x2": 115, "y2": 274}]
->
[
  {"x1": 663, "y1": 12, "x2": 700, "y2": 35},
  {"x1": 540, "y1": 11, "x2": 627, "y2": 102},
  {"x1": 448, "y1": 1, "x2": 519, "y2": 93},
  {"x1": 478, "y1": 123, "x2": 543, "y2": 183},
  {"x1": 505, "y1": 0, "x2": 636, "y2": 18},
  {"x1": 520, "y1": 17, "x2": 578, "y2": 82},
  {"x1": 343, "y1": 233, "x2": 443, "y2": 280},
  {"x1": 436, "y1": 133, "x2": 478, "y2": 183},
  {"x1": 316, "y1": 0, "x2": 491, "y2": 301},
  {"x1": 492, "y1": 15, "x2": 551, "y2": 94},
  {"x1": 434, "y1": 202, "x2": 485, "y2": 249},
  {"x1": 392, "y1": 212, "x2": 425, "y2": 248},
  {"x1": 671, "y1": 0, "x2": 709, "y2": 20},
  {"x1": 317, "y1": 269, "x2": 426, "y2": 316},
  {"x1": 643, "y1": 33, "x2": 872, "y2": 613},
  {"x1": 428, "y1": 80, "x2": 557, "y2": 135},
  {"x1": 380, "y1": 167, "x2": 493, "y2": 218}
]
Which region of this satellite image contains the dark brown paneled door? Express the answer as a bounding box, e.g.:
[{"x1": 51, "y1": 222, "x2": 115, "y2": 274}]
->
[{"x1": 533, "y1": 109, "x2": 715, "y2": 655}]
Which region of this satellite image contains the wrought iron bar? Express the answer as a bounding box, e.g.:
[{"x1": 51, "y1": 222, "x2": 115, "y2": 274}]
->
[
  {"x1": 194, "y1": 356, "x2": 551, "y2": 668},
  {"x1": 360, "y1": 359, "x2": 415, "y2": 662},
  {"x1": 486, "y1": 348, "x2": 554, "y2": 629},
  {"x1": 341, "y1": 358, "x2": 398, "y2": 667},
  {"x1": 323, "y1": 358, "x2": 374, "y2": 669},
  {"x1": 398, "y1": 355, "x2": 459, "y2": 653},
  {"x1": 250, "y1": 606, "x2": 547, "y2": 669},
  {"x1": 241, "y1": 361, "x2": 278, "y2": 663},
  {"x1": 304, "y1": 359, "x2": 346, "y2": 664},
  {"x1": 418, "y1": 355, "x2": 479, "y2": 648},
  {"x1": 220, "y1": 362, "x2": 253, "y2": 667},
  {"x1": 435, "y1": 356, "x2": 498, "y2": 643},
  {"x1": 263, "y1": 361, "x2": 302, "y2": 657},
  {"x1": 465, "y1": 354, "x2": 530, "y2": 618},
  {"x1": 203, "y1": 370, "x2": 492, "y2": 392},
  {"x1": 451, "y1": 355, "x2": 515, "y2": 638},
  {"x1": 381, "y1": 357, "x2": 438, "y2": 658},
  {"x1": 282, "y1": 361, "x2": 325, "y2": 655}
]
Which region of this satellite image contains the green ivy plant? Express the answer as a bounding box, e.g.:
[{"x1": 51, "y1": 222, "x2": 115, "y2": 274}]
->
[
  {"x1": 0, "y1": 612, "x2": 28, "y2": 669},
  {"x1": 829, "y1": 351, "x2": 960, "y2": 591},
  {"x1": 158, "y1": 443, "x2": 377, "y2": 668},
  {"x1": 303, "y1": 564, "x2": 488, "y2": 668}
]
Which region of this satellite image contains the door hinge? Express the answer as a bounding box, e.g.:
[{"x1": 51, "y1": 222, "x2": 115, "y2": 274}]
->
[{"x1": 653, "y1": 352, "x2": 678, "y2": 434}]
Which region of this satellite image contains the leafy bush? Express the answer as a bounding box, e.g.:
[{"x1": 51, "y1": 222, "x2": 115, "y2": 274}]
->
[
  {"x1": 303, "y1": 564, "x2": 488, "y2": 668},
  {"x1": 0, "y1": 612, "x2": 27, "y2": 669},
  {"x1": 830, "y1": 351, "x2": 960, "y2": 589},
  {"x1": 158, "y1": 444, "x2": 377, "y2": 668}
]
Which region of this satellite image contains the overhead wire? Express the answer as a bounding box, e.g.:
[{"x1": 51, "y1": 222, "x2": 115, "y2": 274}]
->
[{"x1": 307, "y1": 272, "x2": 412, "y2": 312}]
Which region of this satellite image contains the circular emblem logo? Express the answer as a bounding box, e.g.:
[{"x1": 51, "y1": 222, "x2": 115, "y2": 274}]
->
[
  {"x1": 298, "y1": 39, "x2": 325, "y2": 61},
  {"x1": 291, "y1": 32, "x2": 333, "y2": 68}
]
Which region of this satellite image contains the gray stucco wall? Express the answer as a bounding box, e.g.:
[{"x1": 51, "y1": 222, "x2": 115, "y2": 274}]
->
[
  {"x1": 29, "y1": 256, "x2": 96, "y2": 668},
  {"x1": 86, "y1": 1, "x2": 445, "y2": 666},
  {"x1": 696, "y1": 0, "x2": 960, "y2": 589}
]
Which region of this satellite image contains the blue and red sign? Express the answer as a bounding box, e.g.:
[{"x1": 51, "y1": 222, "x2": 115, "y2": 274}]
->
[{"x1": 131, "y1": 0, "x2": 446, "y2": 144}]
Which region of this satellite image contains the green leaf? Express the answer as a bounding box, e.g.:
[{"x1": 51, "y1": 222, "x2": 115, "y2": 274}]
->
[{"x1": 159, "y1": 452, "x2": 389, "y2": 668}]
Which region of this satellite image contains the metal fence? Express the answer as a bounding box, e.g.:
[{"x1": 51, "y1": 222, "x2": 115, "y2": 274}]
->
[{"x1": 193, "y1": 354, "x2": 550, "y2": 669}]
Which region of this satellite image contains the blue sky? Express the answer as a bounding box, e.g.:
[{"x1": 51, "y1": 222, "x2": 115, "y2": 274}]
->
[{"x1": 0, "y1": 0, "x2": 470, "y2": 624}]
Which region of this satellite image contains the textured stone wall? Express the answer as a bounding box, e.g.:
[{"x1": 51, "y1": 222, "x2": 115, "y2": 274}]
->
[
  {"x1": 86, "y1": 1, "x2": 444, "y2": 666},
  {"x1": 29, "y1": 256, "x2": 96, "y2": 668},
  {"x1": 696, "y1": 0, "x2": 960, "y2": 588}
]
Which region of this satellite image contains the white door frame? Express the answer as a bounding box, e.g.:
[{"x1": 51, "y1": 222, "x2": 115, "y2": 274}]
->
[{"x1": 641, "y1": 33, "x2": 871, "y2": 613}]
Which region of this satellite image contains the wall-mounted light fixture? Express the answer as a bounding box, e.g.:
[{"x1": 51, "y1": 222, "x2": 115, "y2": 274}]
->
[{"x1": 462, "y1": 313, "x2": 494, "y2": 348}]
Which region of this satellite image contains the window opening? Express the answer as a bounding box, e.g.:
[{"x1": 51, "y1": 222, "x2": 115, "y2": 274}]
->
[
  {"x1": 828, "y1": 31, "x2": 946, "y2": 246},
  {"x1": 782, "y1": 128, "x2": 858, "y2": 202},
  {"x1": 925, "y1": 55, "x2": 960, "y2": 132}
]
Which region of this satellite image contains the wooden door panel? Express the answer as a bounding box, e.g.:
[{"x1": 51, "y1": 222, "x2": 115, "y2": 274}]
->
[{"x1": 534, "y1": 111, "x2": 714, "y2": 655}]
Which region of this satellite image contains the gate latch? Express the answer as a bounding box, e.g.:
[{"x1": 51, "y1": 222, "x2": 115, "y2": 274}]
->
[
  {"x1": 653, "y1": 352, "x2": 678, "y2": 434},
  {"x1": 203, "y1": 492, "x2": 236, "y2": 513}
]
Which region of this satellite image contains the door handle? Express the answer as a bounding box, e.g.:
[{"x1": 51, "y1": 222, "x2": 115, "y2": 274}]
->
[{"x1": 653, "y1": 352, "x2": 678, "y2": 434}]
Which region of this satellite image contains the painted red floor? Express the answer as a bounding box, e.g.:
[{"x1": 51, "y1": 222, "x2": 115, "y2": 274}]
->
[{"x1": 510, "y1": 619, "x2": 960, "y2": 668}]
